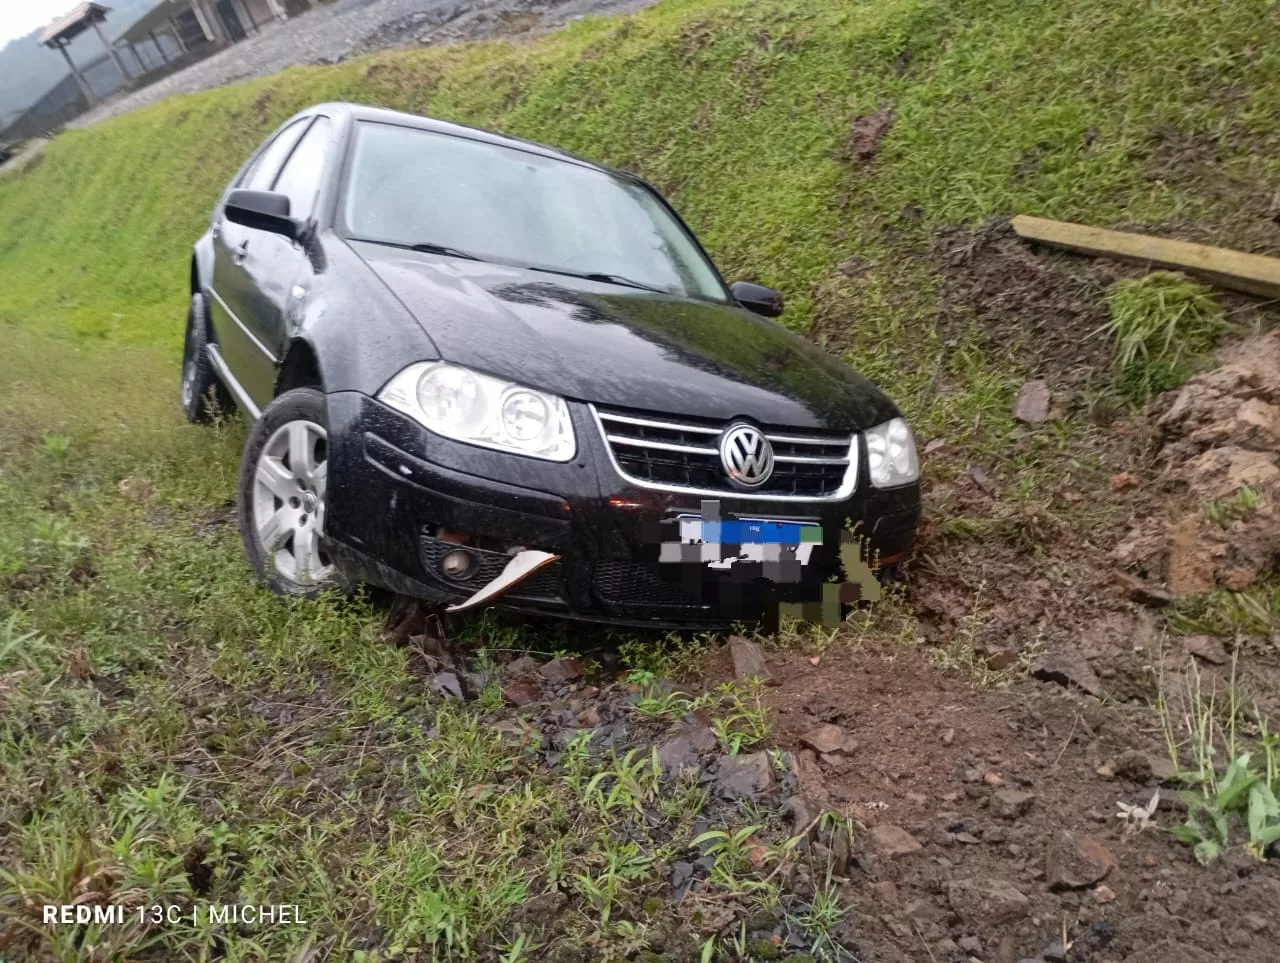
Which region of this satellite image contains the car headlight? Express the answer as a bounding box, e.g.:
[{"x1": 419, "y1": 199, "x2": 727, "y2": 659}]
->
[
  {"x1": 865, "y1": 417, "x2": 919, "y2": 488},
  {"x1": 378, "y1": 362, "x2": 576, "y2": 462}
]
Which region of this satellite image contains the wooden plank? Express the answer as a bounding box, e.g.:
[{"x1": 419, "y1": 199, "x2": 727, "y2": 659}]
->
[{"x1": 1010, "y1": 215, "x2": 1280, "y2": 300}]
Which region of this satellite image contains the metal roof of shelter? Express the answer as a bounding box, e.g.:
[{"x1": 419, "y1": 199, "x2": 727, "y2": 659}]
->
[{"x1": 39, "y1": 3, "x2": 113, "y2": 47}]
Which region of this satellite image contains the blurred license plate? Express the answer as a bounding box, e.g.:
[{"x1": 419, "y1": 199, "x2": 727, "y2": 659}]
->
[{"x1": 670, "y1": 514, "x2": 823, "y2": 566}]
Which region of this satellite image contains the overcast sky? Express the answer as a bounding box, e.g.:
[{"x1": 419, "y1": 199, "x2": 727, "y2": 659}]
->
[{"x1": 0, "y1": 0, "x2": 83, "y2": 48}]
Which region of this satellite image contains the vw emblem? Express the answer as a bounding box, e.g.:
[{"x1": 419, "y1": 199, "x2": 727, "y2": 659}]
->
[{"x1": 719, "y1": 423, "x2": 774, "y2": 488}]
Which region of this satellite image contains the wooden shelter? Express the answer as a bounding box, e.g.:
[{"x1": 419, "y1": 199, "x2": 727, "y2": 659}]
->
[{"x1": 38, "y1": 3, "x2": 131, "y2": 107}]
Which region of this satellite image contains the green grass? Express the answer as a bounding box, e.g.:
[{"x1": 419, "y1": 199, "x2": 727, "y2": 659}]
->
[
  {"x1": 2, "y1": 0, "x2": 1280, "y2": 958},
  {"x1": 1101, "y1": 271, "x2": 1226, "y2": 400}
]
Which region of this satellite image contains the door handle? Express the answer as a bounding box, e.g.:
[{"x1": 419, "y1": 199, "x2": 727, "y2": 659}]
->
[{"x1": 232, "y1": 239, "x2": 249, "y2": 265}]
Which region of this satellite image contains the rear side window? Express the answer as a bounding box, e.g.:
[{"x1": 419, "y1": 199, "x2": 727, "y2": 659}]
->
[
  {"x1": 271, "y1": 117, "x2": 331, "y2": 222},
  {"x1": 240, "y1": 119, "x2": 309, "y2": 192}
]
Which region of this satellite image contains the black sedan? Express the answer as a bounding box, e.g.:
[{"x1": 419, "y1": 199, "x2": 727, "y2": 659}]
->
[{"x1": 182, "y1": 102, "x2": 921, "y2": 627}]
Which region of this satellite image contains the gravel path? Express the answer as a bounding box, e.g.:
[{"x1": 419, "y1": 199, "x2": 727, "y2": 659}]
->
[{"x1": 69, "y1": 0, "x2": 655, "y2": 129}]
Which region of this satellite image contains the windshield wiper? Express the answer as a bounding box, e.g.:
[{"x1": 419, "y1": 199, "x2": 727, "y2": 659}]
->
[
  {"x1": 528, "y1": 266, "x2": 668, "y2": 294},
  {"x1": 406, "y1": 241, "x2": 484, "y2": 261},
  {"x1": 350, "y1": 236, "x2": 487, "y2": 261}
]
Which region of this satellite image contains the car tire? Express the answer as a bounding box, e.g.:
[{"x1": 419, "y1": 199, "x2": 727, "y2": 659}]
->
[
  {"x1": 181, "y1": 292, "x2": 234, "y2": 423},
  {"x1": 237, "y1": 388, "x2": 352, "y2": 597}
]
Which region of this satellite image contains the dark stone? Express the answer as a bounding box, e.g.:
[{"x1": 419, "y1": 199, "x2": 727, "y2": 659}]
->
[
  {"x1": 1045, "y1": 830, "x2": 1115, "y2": 891},
  {"x1": 503, "y1": 679, "x2": 542, "y2": 707},
  {"x1": 716, "y1": 751, "x2": 774, "y2": 799},
  {"x1": 728, "y1": 635, "x2": 770, "y2": 681},
  {"x1": 1013, "y1": 379, "x2": 1051, "y2": 423},
  {"x1": 431, "y1": 671, "x2": 463, "y2": 699},
  {"x1": 1032, "y1": 652, "x2": 1102, "y2": 696},
  {"x1": 540, "y1": 657, "x2": 583, "y2": 682},
  {"x1": 991, "y1": 788, "x2": 1036, "y2": 820},
  {"x1": 946, "y1": 877, "x2": 1030, "y2": 925}
]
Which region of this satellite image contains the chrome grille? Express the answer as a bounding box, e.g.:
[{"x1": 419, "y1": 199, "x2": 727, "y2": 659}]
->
[{"x1": 591, "y1": 406, "x2": 857, "y2": 500}]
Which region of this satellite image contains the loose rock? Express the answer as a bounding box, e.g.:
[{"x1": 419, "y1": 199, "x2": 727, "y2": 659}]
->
[
  {"x1": 1112, "y1": 749, "x2": 1177, "y2": 784},
  {"x1": 658, "y1": 721, "x2": 718, "y2": 775},
  {"x1": 870, "y1": 824, "x2": 923, "y2": 857},
  {"x1": 1032, "y1": 652, "x2": 1102, "y2": 695},
  {"x1": 1182, "y1": 634, "x2": 1229, "y2": 665},
  {"x1": 716, "y1": 751, "x2": 774, "y2": 799},
  {"x1": 946, "y1": 877, "x2": 1030, "y2": 925},
  {"x1": 1113, "y1": 571, "x2": 1173, "y2": 606},
  {"x1": 991, "y1": 788, "x2": 1035, "y2": 820},
  {"x1": 1241, "y1": 913, "x2": 1270, "y2": 934},
  {"x1": 1013, "y1": 379, "x2": 1051, "y2": 423},
  {"x1": 728, "y1": 635, "x2": 770, "y2": 681},
  {"x1": 1045, "y1": 830, "x2": 1115, "y2": 891},
  {"x1": 539, "y1": 657, "x2": 583, "y2": 682},
  {"x1": 431, "y1": 671, "x2": 464, "y2": 699},
  {"x1": 801, "y1": 723, "x2": 853, "y2": 755},
  {"x1": 503, "y1": 679, "x2": 542, "y2": 707}
]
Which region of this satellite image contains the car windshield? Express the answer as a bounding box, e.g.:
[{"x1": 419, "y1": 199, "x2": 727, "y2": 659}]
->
[{"x1": 342, "y1": 122, "x2": 728, "y2": 302}]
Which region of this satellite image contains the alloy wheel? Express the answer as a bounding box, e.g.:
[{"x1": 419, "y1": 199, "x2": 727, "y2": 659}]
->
[{"x1": 251, "y1": 419, "x2": 334, "y2": 586}]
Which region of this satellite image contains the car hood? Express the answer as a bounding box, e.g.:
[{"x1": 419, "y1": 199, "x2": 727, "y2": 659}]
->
[{"x1": 350, "y1": 241, "x2": 899, "y2": 431}]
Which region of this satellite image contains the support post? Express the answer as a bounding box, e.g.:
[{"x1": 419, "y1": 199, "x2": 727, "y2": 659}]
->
[
  {"x1": 167, "y1": 18, "x2": 189, "y2": 52},
  {"x1": 127, "y1": 41, "x2": 147, "y2": 74},
  {"x1": 54, "y1": 41, "x2": 98, "y2": 107},
  {"x1": 149, "y1": 30, "x2": 169, "y2": 64},
  {"x1": 90, "y1": 16, "x2": 133, "y2": 85},
  {"x1": 236, "y1": 0, "x2": 260, "y2": 32},
  {"x1": 191, "y1": 0, "x2": 229, "y2": 44}
]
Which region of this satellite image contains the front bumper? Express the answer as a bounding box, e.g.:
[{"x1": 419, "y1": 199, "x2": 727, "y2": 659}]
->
[{"x1": 324, "y1": 391, "x2": 921, "y2": 627}]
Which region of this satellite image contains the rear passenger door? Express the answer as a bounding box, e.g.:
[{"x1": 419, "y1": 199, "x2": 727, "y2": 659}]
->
[{"x1": 210, "y1": 118, "x2": 309, "y2": 408}]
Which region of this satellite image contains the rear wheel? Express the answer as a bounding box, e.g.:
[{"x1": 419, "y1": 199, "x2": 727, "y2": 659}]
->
[
  {"x1": 237, "y1": 388, "x2": 350, "y2": 596},
  {"x1": 181, "y1": 292, "x2": 234, "y2": 422}
]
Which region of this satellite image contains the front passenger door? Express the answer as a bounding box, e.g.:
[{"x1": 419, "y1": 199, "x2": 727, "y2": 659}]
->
[
  {"x1": 228, "y1": 116, "x2": 333, "y2": 406},
  {"x1": 211, "y1": 118, "x2": 309, "y2": 408}
]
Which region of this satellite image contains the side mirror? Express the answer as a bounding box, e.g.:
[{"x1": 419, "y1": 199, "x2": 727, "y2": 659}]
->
[
  {"x1": 224, "y1": 189, "x2": 299, "y2": 240},
  {"x1": 730, "y1": 280, "x2": 784, "y2": 318}
]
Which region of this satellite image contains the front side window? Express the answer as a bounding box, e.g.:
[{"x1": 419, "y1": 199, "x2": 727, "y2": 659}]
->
[
  {"x1": 272, "y1": 117, "x2": 331, "y2": 222},
  {"x1": 341, "y1": 123, "x2": 727, "y2": 302},
  {"x1": 241, "y1": 119, "x2": 308, "y2": 192}
]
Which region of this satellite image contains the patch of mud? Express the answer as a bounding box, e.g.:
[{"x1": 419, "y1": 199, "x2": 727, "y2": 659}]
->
[
  {"x1": 934, "y1": 219, "x2": 1134, "y2": 388},
  {"x1": 698, "y1": 639, "x2": 1280, "y2": 963}
]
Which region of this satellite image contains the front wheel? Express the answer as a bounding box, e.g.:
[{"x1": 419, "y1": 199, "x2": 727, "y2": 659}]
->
[{"x1": 236, "y1": 388, "x2": 350, "y2": 597}]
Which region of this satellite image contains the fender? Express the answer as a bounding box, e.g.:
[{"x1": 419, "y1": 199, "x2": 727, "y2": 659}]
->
[
  {"x1": 289, "y1": 234, "x2": 440, "y2": 397},
  {"x1": 192, "y1": 233, "x2": 215, "y2": 299}
]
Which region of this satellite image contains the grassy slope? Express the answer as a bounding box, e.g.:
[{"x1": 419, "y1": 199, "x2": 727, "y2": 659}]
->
[{"x1": 2, "y1": 0, "x2": 1279, "y2": 959}]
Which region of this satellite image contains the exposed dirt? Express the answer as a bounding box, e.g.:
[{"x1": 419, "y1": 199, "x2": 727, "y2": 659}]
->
[
  {"x1": 934, "y1": 219, "x2": 1135, "y2": 389},
  {"x1": 737, "y1": 230, "x2": 1280, "y2": 960},
  {"x1": 700, "y1": 640, "x2": 1280, "y2": 963}
]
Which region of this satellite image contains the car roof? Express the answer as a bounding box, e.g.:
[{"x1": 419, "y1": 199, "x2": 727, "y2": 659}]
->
[{"x1": 309, "y1": 101, "x2": 607, "y2": 173}]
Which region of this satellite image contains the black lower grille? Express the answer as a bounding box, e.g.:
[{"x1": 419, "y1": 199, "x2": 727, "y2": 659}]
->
[
  {"x1": 593, "y1": 560, "x2": 708, "y2": 609},
  {"x1": 419, "y1": 535, "x2": 563, "y2": 601}
]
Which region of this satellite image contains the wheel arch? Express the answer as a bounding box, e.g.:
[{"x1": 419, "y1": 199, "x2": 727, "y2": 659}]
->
[
  {"x1": 191, "y1": 233, "x2": 215, "y2": 298},
  {"x1": 276, "y1": 339, "x2": 325, "y2": 396}
]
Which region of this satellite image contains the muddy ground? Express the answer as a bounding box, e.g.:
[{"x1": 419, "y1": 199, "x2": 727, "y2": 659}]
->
[{"x1": 429, "y1": 226, "x2": 1280, "y2": 961}]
